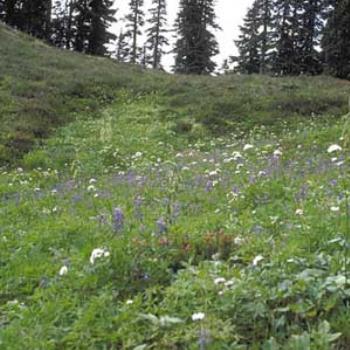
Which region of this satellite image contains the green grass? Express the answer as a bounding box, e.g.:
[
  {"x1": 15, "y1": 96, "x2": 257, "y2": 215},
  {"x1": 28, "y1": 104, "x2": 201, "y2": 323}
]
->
[
  {"x1": 1, "y1": 22, "x2": 350, "y2": 164},
  {"x1": 0, "y1": 23, "x2": 350, "y2": 349}
]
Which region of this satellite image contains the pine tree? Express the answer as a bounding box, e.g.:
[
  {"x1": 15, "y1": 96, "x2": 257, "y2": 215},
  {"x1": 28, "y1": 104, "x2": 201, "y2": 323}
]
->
[
  {"x1": 273, "y1": 0, "x2": 302, "y2": 75},
  {"x1": 146, "y1": 0, "x2": 168, "y2": 69},
  {"x1": 1, "y1": 0, "x2": 51, "y2": 39},
  {"x1": 115, "y1": 30, "x2": 130, "y2": 62},
  {"x1": 234, "y1": 0, "x2": 274, "y2": 74},
  {"x1": 86, "y1": 0, "x2": 116, "y2": 56},
  {"x1": 51, "y1": 0, "x2": 75, "y2": 48},
  {"x1": 234, "y1": 1, "x2": 262, "y2": 74},
  {"x1": 74, "y1": 0, "x2": 90, "y2": 52},
  {"x1": 322, "y1": 0, "x2": 350, "y2": 79},
  {"x1": 2, "y1": 1, "x2": 21, "y2": 27},
  {"x1": 298, "y1": 0, "x2": 327, "y2": 74},
  {"x1": 0, "y1": 1, "x2": 5, "y2": 21},
  {"x1": 21, "y1": 0, "x2": 52, "y2": 39},
  {"x1": 173, "y1": 0, "x2": 219, "y2": 74},
  {"x1": 124, "y1": 0, "x2": 145, "y2": 63}
]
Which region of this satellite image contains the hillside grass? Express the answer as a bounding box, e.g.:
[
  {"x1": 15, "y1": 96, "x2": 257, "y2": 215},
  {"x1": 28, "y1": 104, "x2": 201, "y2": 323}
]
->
[
  {"x1": 0, "y1": 23, "x2": 350, "y2": 349},
  {"x1": 1, "y1": 22, "x2": 350, "y2": 164}
]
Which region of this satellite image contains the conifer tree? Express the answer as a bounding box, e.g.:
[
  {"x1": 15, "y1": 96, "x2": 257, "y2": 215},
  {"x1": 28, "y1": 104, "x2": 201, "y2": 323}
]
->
[
  {"x1": 298, "y1": 0, "x2": 327, "y2": 74},
  {"x1": 234, "y1": 0, "x2": 274, "y2": 74},
  {"x1": 1, "y1": 0, "x2": 52, "y2": 39},
  {"x1": 234, "y1": 1, "x2": 261, "y2": 74},
  {"x1": 173, "y1": 0, "x2": 219, "y2": 74},
  {"x1": 273, "y1": 0, "x2": 302, "y2": 75},
  {"x1": 74, "y1": 0, "x2": 90, "y2": 52},
  {"x1": 124, "y1": 0, "x2": 145, "y2": 63},
  {"x1": 146, "y1": 0, "x2": 168, "y2": 69},
  {"x1": 322, "y1": 0, "x2": 350, "y2": 79},
  {"x1": 115, "y1": 30, "x2": 130, "y2": 62},
  {"x1": 86, "y1": 0, "x2": 116, "y2": 55},
  {"x1": 51, "y1": 0, "x2": 76, "y2": 48}
]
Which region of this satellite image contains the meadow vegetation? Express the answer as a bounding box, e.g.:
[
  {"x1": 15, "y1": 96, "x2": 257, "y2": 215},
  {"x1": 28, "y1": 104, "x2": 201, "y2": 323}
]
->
[{"x1": 0, "y1": 23, "x2": 350, "y2": 349}]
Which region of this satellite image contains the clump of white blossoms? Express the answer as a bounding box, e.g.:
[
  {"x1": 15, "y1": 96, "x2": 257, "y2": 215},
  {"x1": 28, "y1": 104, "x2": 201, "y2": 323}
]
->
[
  {"x1": 327, "y1": 144, "x2": 342, "y2": 153},
  {"x1": 192, "y1": 312, "x2": 205, "y2": 321},
  {"x1": 252, "y1": 255, "x2": 264, "y2": 266},
  {"x1": 273, "y1": 149, "x2": 283, "y2": 157},
  {"x1": 90, "y1": 248, "x2": 110, "y2": 265},
  {"x1": 243, "y1": 144, "x2": 254, "y2": 151},
  {"x1": 295, "y1": 209, "x2": 304, "y2": 216},
  {"x1": 214, "y1": 277, "x2": 226, "y2": 285},
  {"x1": 59, "y1": 265, "x2": 68, "y2": 276},
  {"x1": 330, "y1": 206, "x2": 340, "y2": 212}
]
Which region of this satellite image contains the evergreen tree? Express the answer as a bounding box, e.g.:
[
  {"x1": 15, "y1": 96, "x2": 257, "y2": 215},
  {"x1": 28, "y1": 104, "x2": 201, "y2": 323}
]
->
[
  {"x1": 124, "y1": 0, "x2": 145, "y2": 63},
  {"x1": 273, "y1": 0, "x2": 302, "y2": 75},
  {"x1": 115, "y1": 30, "x2": 130, "y2": 62},
  {"x1": 0, "y1": 1, "x2": 5, "y2": 20},
  {"x1": 146, "y1": 0, "x2": 168, "y2": 69},
  {"x1": 234, "y1": 0, "x2": 274, "y2": 74},
  {"x1": 298, "y1": 0, "x2": 327, "y2": 74},
  {"x1": 173, "y1": 0, "x2": 219, "y2": 74},
  {"x1": 1, "y1": 0, "x2": 52, "y2": 39},
  {"x1": 86, "y1": 0, "x2": 116, "y2": 55},
  {"x1": 322, "y1": 0, "x2": 350, "y2": 79},
  {"x1": 234, "y1": 1, "x2": 262, "y2": 74},
  {"x1": 51, "y1": 0, "x2": 74, "y2": 48},
  {"x1": 74, "y1": 0, "x2": 90, "y2": 52}
]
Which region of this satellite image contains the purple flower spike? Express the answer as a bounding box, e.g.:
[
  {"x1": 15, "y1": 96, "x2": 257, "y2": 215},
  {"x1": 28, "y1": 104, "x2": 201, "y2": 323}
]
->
[
  {"x1": 156, "y1": 217, "x2": 167, "y2": 235},
  {"x1": 113, "y1": 207, "x2": 124, "y2": 233}
]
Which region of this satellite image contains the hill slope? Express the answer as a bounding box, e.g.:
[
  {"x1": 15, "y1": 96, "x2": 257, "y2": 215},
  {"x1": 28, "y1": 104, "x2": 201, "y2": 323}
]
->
[
  {"x1": 0, "y1": 23, "x2": 350, "y2": 349},
  {"x1": 1, "y1": 22, "x2": 350, "y2": 164}
]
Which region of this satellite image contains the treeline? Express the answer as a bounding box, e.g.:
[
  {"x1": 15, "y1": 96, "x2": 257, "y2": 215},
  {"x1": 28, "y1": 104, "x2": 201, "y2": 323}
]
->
[
  {"x1": 234, "y1": 0, "x2": 350, "y2": 79},
  {"x1": 0, "y1": 0, "x2": 349, "y2": 78}
]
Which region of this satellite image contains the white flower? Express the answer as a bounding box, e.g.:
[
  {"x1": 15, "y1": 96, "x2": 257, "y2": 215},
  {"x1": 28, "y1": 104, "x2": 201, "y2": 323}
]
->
[
  {"x1": 225, "y1": 280, "x2": 235, "y2": 287},
  {"x1": 234, "y1": 236, "x2": 244, "y2": 245},
  {"x1": 89, "y1": 178, "x2": 97, "y2": 184},
  {"x1": 126, "y1": 299, "x2": 134, "y2": 305},
  {"x1": 243, "y1": 144, "x2": 254, "y2": 151},
  {"x1": 295, "y1": 209, "x2": 304, "y2": 216},
  {"x1": 214, "y1": 277, "x2": 226, "y2": 285},
  {"x1": 59, "y1": 265, "x2": 68, "y2": 276},
  {"x1": 327, "y1": 144, "x2": 342, "y2": 153},
  {"x1": 273, "y1": 149, "x2": 283, "y2": 157},
  {"x1": 232, "y1": 151, "x2": 243, "y2": 160},
  {"x1": 90, "y1": 248, "x2": 110, "y2": 265},
  {"x1": 330, "y1": 206, "x2": 340, "y2": 212},
  {"x1": 192, "y1": 312, "x2": 205, "y2": 321},
  {"x1": 252, "y1": 255, "x2": 264, "y2": 266},
  {"x1": 87, "y1": 185, "x2": 96, "y2": 192}
]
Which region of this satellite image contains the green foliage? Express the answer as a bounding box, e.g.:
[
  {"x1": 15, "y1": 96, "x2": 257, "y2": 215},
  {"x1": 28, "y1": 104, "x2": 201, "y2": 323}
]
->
[
  {"x1": 0, "y1": 28, "x2": 350, "y2": 348},
  {"x1": 1, "y1": 23, "x2": 350, "y2": 165}
]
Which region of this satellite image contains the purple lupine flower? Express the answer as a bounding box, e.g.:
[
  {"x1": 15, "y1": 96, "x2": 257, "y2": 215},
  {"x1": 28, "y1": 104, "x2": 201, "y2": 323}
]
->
[
  {"x1": 171, "y1": 202, "x2": 181, "y2": 222},
  {"x1": 156, "y1": 217, "x2": 167, "y2": 235},
  {"x1": 205, "y1": 180, "x2": 214, "y2": 192},
  {"x1": 134, "y1": 196, "x2": 143, "y2": 221},
  {"x1": 199, "y1": 328, "x2": 211, "y2": 350},
  {"x1": 113, "y1": 207, "x2": 124, "y2": 232}
]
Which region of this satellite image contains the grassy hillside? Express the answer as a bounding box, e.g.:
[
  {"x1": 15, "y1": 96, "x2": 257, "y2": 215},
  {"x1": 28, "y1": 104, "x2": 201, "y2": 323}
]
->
[
  {"x1": 1, "y1": 22, "x2": 350, "y2": 164},
  {"x1": 0, "y1": 23, "x2": 350, "y2": 349}
]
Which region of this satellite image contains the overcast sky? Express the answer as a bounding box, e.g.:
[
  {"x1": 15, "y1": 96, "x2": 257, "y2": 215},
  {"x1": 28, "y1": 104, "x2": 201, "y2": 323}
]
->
[{"x1": 112, "y1": 0, "x2": 255, "y2": 71}]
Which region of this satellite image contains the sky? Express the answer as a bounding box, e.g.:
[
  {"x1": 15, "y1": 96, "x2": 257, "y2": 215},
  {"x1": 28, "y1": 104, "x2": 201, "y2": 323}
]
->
[{"x1": 112, "y1": 0, "x2": 255, "y2": 71}]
